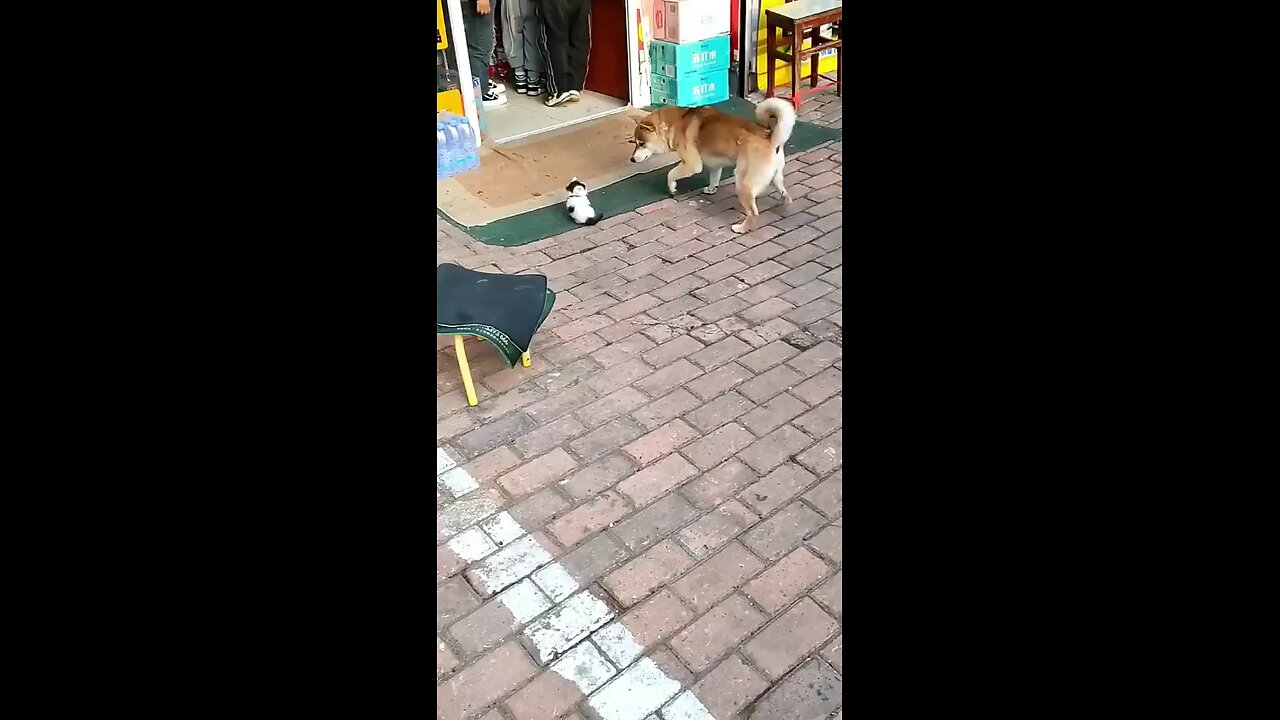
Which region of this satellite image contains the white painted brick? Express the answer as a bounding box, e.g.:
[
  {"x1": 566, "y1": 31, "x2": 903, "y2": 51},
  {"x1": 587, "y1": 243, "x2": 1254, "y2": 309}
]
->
[
  {"x1": 660, "y1": 691, "x2": 715, "y2": 720},
  {"x1": 533, "y1": 563, "x2": 579, "y2": 602},
  {"x1": 499, "y1": 579, "x2": 553, "y2": 623},
  {"x1": 438, "y1": 466, "x2": 479, "y2": 498},
  {"x1": 438, "y1": 496, "x2": 497, "y2": 537},
  {"x1": 448, "y1": 527, "x2": 498, "y2": 562},
  {"x1": 481, "y1": 512, "x2": 526, "y2": 546},
  {"x1": 523, "y1": 591, "x2": 614, "y2": 664},
  {"x1": 550, "y1": 641, "x2": 617, "y2": 694},
  {"x1": 437, "y1": 448, "x2": 458, "y2": 476},
  {"x1": 588, "y1": 657, "x2": 682, "y2": 720},
  {"x1": 468, "y1": 534, "x2": 552, "y2": 595},
  {"x1": 591, "y1": 621, "x2": 643, "y2": 668}
]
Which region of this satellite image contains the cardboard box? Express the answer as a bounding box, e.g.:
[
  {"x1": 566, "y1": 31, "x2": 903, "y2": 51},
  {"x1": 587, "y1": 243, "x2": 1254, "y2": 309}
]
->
[
  {"x1": 650, "y1": 34, "x2": 730, "y2": 79},
  {"x1": 650, "y1": 68, "x2": 730, "y2": 107},
  {"x1": 654, "y1": 0, "x2": 732, "y2": 43}
]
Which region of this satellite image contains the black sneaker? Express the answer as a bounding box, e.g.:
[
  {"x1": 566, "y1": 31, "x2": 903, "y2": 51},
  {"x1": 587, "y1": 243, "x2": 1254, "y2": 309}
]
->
[{"x1": 514, "y1": 75, "x2": 528, "y2": 94}]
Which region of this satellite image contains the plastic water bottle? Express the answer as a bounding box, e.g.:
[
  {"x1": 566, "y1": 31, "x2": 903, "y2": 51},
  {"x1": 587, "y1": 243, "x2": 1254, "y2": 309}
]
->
[
  {"x1": 441, "y1": 113, "x2": 463, "y2": 178},
  {"x1": 455, "y1": 118, "x2": 478, "y2": 171},
  {"x1": 437, "y1": 121, "x2": 451, "y2": 180},
  {"x1": 439, "y1": 112, "x2": 457, "y2": 177}
]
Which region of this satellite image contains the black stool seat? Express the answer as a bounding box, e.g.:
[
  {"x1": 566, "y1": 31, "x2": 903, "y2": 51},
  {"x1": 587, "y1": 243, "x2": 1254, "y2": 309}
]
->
[{"x1": 436, "y1": 263, "x2": 555, "y2": 367}]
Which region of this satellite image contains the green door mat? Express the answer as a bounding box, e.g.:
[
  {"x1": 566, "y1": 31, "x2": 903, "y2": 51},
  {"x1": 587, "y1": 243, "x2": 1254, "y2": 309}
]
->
[{"x1": 439, "y1": 97, "x2": 841, "y2": 247}]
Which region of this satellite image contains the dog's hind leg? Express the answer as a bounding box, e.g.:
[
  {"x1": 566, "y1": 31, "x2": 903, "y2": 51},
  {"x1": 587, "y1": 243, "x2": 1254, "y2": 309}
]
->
[
  {"x1": 771, "y1": 152, "x2": 792, "y2": 203},
  {"x1": 731, "y1": 160, "x2": 768, "y2": 234},
  {"x1": 731, "y1": 186, "x2": 760, "y2": 234},
  {"x1": 703, "y1": 166, "x2": 723, "y2": 195}
]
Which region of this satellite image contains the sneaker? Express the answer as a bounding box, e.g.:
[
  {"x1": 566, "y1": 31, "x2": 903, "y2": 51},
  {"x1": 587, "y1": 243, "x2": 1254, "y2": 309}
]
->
[
  {"x1": 567, "y1": 90, "x2": 582, "y2": 103},
  {"x1": 527, "y1": 78, "x2": 545, "y2": 96},
  {"x1": 483, "y1": 90, "x2": 508, "y2": 108},
  {"x1": 473, "y1": 77, "x2": 506, "y2": 94},
  {"x1": 545, "y1": 91, "x2": 572, "y2": 107},
  {"x1": 514, "y1": 75, "x2": 528, "y2": 94}
]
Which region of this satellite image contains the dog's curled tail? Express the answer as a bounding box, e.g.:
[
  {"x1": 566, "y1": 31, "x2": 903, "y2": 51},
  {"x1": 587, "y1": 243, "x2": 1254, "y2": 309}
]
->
[
  {"x1": 584, "y1": 214, "x2": 601, "y2": 226},
  {"x1": 756, "y1": 98, "x2": 797, "y2": 152}
]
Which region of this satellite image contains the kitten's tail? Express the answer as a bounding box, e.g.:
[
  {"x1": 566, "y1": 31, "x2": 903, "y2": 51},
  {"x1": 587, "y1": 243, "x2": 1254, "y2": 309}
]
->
[{"x1": 584, "y1": 214, "x2": 602, "y2": 226}]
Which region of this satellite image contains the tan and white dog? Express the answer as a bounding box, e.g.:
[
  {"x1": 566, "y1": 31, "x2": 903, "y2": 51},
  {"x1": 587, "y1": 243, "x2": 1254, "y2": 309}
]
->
[{"x1": 629, "y1": 98, "x2": 797, "y2": 234}]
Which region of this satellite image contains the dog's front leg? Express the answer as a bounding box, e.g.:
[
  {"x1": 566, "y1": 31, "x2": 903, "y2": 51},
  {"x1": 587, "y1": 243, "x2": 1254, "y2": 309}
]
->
[
  {"x1": 703, "y1": 166, "x2": 724, "y2": 195},
  {"x1": 667, "y1": 163, "x2": 698, "y2": 196}
]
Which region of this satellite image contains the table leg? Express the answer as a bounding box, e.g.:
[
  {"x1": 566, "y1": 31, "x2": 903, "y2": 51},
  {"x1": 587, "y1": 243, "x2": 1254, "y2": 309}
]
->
[
  {"x1": 455, "y1": 335, "x2": 478, "y2": 407},
  {"x1": 766, "y1": 18, "x2": 776, "y2": 99},
  {"x1": 790, "y1": 21, "x2": 802, "y2": 111},
  {"x1": 836, "y1": 42, "x2": 842, "y2": 97},
  {"x1": 810, "y1": 27, "x2": 819, "y2": 89}
]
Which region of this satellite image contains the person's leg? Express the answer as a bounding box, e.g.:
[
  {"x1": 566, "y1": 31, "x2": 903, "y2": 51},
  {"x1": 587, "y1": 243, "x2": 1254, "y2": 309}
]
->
[
  {"x1": 501, "y1": 0, "x2": 522, "y2": 86},
  {"x1": 537, "y1": 0, "x2": 570, "y2": 98},
  {"x1": 521, "y1": 0, "x2": 545, "y2": 88},
  {"x1": 565, "y1": 0, "x2": 591, "y2": 93},
  {"x1": 462, "y1": 1, "x2": 494, "y2": 97}
]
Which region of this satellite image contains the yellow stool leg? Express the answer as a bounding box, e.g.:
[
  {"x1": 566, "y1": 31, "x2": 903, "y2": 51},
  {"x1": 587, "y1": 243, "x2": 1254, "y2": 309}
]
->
[
  {"x1": 455, "y1": 335, "x2": 478, "y2": 406},
  {"x1": 521, "y1": 351, "x2": 531, "y2": 367}
]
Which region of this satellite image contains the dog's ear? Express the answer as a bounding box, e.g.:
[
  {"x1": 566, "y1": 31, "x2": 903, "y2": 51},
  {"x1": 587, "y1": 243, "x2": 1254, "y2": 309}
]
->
[{"x1": 637, "y1": 122, "x2": 656, "y2": 133}]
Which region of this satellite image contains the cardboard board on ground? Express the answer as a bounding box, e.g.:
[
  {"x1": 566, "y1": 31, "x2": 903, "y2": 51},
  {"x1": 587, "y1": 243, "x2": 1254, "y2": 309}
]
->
[{"x1": 439, "y1": 110, "x2": 679, "y2": 227}]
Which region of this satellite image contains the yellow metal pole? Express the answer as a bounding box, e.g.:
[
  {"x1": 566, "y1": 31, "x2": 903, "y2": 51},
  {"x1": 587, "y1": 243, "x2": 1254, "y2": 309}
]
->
[
  {"x1": 522, "y1": 351, "x2": 531, "y2": 367},
  {"x1": 454, "y1": 335, "x2": 478, "y2": 406}
]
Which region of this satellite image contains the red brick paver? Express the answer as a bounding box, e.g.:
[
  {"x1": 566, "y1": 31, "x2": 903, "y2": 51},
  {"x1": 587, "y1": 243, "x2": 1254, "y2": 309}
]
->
[{"x1": 438, "y1": 115, "x2": 842, "y2": 718}]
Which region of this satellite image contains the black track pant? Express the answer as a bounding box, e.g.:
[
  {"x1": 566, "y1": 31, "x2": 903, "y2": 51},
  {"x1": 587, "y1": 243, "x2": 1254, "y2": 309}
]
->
[{"x1": 538, "y1": 0, "x2": 591, "y2": 96}]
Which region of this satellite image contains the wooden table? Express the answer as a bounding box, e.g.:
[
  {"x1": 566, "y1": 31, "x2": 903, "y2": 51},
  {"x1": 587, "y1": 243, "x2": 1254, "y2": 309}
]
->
[{"x1": 765, "y1": 0, "x2": 842, "y2": 111}]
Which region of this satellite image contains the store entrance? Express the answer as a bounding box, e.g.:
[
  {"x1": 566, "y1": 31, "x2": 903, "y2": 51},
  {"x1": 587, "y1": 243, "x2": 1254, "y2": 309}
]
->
[{"x1": 487, "y1": 0, "x2": 631, "y2": 144}]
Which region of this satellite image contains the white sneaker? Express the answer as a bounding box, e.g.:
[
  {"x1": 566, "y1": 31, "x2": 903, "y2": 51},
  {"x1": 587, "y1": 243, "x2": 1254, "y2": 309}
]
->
[
  {"x1": 567, "y1": 90, "x2": 581, "y2": 102},
  {"x1": 545, "y1": 91, "x2": 572, "y2": 107},
  {"x1": 482, "y1": 90, "x2": 508, "y2": 108},
  {"x1": 473, "y1": 77, "x2": 506, "y2": 94}
]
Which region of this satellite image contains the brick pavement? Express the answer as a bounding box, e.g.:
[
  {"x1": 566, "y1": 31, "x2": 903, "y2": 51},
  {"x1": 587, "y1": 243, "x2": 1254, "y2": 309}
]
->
[{"x1": 437, "y1": 100, "x2": 842, "y2": 719}]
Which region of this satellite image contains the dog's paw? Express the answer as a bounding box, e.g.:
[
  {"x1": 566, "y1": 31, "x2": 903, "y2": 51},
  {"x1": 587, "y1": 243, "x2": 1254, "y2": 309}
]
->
[
  {"x1": 702, "y1": 186, "x2": 718, "y2": 195},
  {"x1": 781, "y1": 192, "x2": 793, "y2": 204},
  {"x1": 731, "y1": 222, "x2": 748, "y2": 234},
  {"x1": 667, "y1": 183, "x2": 677, "y2": 195}
]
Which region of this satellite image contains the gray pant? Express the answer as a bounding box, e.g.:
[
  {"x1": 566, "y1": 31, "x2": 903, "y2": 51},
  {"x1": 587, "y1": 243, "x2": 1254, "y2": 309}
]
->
[
  {"x1": 461, "y1": 1, "x2": 494, "y2": 96},
  {"x1": 501, "y1": 0, "x2": 544, "y2": 79}
]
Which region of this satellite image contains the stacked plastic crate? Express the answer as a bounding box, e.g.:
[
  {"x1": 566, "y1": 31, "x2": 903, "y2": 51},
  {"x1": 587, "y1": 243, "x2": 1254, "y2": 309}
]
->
[{"x1": 649, "y1": 0, "x2": 732, "y2": 107}]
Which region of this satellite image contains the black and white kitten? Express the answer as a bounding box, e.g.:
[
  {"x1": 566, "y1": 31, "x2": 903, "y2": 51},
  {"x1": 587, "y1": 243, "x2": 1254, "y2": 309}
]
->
[{"x1": 565, "y1": 178, "x2": 601, "y2": 226}]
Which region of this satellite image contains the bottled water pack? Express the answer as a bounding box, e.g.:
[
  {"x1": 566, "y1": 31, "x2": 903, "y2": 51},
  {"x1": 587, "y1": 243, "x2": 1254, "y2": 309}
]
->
[{"x1": 437, "y1": 112, "x2": 478, "y2": 179}]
